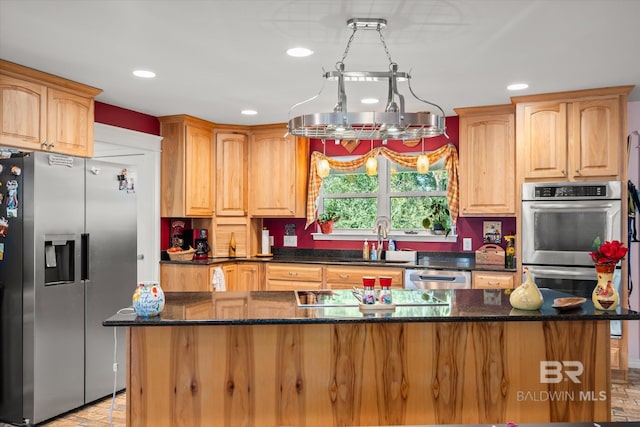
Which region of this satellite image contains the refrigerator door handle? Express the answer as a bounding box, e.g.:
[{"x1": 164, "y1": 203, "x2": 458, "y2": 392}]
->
[{"x1": 81, "y1": 233, "x2": 89, "y2": 281}]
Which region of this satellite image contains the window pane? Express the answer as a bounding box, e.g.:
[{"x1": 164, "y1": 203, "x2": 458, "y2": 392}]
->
[
  {"x1": 389, "y1": 163, "x2": 448, "y2": 193},
  {"x1": 390, "y1": 196, "x2": 450, "y2": 230},
  {"x1": 322, "y1": 166, "x2": 378, "y2": 195},
  {"x1": 325, "y1": 197, "x2": 377, "y2": 229}
]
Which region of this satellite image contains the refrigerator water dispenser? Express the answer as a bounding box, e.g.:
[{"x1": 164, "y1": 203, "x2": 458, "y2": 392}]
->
[{"x1": 44, "y1": 237, "x2": 75, "y2": 285}]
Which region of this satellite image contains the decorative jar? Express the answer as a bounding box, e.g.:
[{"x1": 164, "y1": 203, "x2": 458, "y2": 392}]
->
[
  {"x1": 509, "y1": 267, "x2": 543, "y2": 310},
  {"x1": 132, "y1": 281, "x2": 165, "y2": 317},
  {"x1": 592, "y1": 263, "x2": 619, "y2": 311}
]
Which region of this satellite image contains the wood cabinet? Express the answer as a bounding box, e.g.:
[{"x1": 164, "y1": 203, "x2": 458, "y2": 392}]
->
[
  {"x1": 325, "y1": 266, "x2": 404, "y2": 289},
  {"x1": 472, "y1": 270, "x2": 516, "y2": 289},
  {"x1": 215, "y1": 131, "x2": 248, "y2": 216},
  {"x1": 249, "y1": 125, "x2": 309, "y2": 217},
  {"x1": 237, "y1": 262, "x2": 262, "y2": 291},
  {"x1": 0, "y1": 59, "x2": 101, "y2": 157},
  {"x1": 159, "y1": 115, "x2": 215, "y2": 217},
  {"x1": 160, "y1": 263, "x2": 212, "y2": 292},
  {"x1": 221, "y1": 263, "x2": 237, "y2": 291},
  {"x1": 513, "y1": 86, "x2": 632, "y2": 181},
  {"x1": 265, "y1": 263, "x2": 323, "y2": 290},
  {"x1": 456, "y1": 104, "x2": 515, "y2": 215}
]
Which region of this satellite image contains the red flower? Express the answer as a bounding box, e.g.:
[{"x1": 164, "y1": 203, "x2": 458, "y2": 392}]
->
[{"x1": 590, "y1": 240, "x2": 628, "y2": 265}]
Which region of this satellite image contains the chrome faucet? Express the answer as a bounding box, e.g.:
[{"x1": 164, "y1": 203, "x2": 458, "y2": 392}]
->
[{"x1": 373, "y1": 216, "x2": 390, "y2": 256}]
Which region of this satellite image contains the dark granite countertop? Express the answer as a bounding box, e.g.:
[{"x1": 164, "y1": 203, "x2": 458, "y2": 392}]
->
[
  {"x1": 159, "y1": 249, "x2": 516, "y2": 272},
  {"x1": 104, "y1": 288, "x2": 640, "y2": 327}
]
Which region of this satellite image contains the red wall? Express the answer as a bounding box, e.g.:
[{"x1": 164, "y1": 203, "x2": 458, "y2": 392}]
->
[{"x1": 95, "y1": 101, "x2": 160, "y2": 135}]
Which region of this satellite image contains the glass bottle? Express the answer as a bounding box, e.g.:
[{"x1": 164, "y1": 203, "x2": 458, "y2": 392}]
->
[{"x1": 378, "y1": 278, "x2": 393, "y2": 304}]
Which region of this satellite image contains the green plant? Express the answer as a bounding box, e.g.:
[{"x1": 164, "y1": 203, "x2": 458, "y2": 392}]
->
[
  {"x1": 422, "y1": 197, "x2": 451, "y2": 235},
  {"x1": 317, "y1": 210, "x2": 339, "y2": 224}
]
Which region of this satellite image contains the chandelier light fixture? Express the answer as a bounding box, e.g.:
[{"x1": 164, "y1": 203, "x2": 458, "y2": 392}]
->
[
  {"x1": 287, "y1": 18, "x2": 447, "y2": 141},
  {"x1": 317, "y1": 139, "x2": 331, "y2": 178},
  {"x1": 365, "y1": 141, "x2": 378, "y2": 176},
  {"x1": 416, "y1": 138, "x2": 430, "y2": 174}
]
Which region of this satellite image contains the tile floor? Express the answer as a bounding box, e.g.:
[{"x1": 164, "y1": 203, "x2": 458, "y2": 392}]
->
[{"x1": 36, "y1": 369, "x2": 640, "y2": 426}]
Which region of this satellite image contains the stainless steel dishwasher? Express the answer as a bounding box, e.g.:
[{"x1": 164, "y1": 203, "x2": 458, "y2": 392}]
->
[{"x1": 404, "y1": 269, "x2": 471, "y2": 289}]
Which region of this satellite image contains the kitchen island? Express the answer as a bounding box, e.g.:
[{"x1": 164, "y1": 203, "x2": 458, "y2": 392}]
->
[{"x1": 104, "y1": 288, "x2": 640, "y2": 427}]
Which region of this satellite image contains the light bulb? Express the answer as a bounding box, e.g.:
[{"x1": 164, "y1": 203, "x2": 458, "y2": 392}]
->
[
  {"x1": 417, "y1": 154, "x2": 429, "y2": 174},
  {"x1": 317, "y1": 158, "x2": 330, "y2": 178},
  {"x1": 366, "y1": 156, "x2": 378, "y2": 176}
]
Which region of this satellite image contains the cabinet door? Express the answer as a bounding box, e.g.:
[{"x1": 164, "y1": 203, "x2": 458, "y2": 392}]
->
[
  {"x1": 185, "y1": 124, "x2": 214, "y2": 216},
  {"x1": 237, "y1": 262, "x2": 261, "y2": 291},
  {"x1": 569, "y1": 97, "x2": 620, "y2": 179},
  {"x1": 213, "y1": 216, "x2": 249, "y2": 257},
  {"x1": 459, "y1": 112, "x2": 515, "y2": 215},
  {"x1": 221, "y1": 264, "x2": 238, "y2": 291},
  {"x1": 522, "y1": 102, "x2": 568, "y2": 180},
  {"x1": 0, "y1": 75, "x2": 46, "y2": 149},
  {"x1": 46, "y1": 87, "x2": 94, "y2": 157},
  {"x1": 216, "y1": 132, "x2": 248, "y2": 216},
  {"x1": 249, "y1": 131, "x2": 308, "y2": 217}
]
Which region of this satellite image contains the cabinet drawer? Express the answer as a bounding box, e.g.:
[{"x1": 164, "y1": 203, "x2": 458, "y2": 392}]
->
[
  {"x1": 266, "y1": 264, "x2": 323, "y2": 282},
  {"x1": 266, "y1": 280, "x2": 322, "y2": 291},
  {"x1": 472, "y1": 271, "x2": 515, "y2": 289},
  {"x1": 325, "y1": 266, "x2": 404, "y2": 288}
]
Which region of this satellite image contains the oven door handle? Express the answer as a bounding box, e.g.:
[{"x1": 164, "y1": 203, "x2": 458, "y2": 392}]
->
[{"x1": 526, "y1": 267, "x2": 595, "y2": 281}]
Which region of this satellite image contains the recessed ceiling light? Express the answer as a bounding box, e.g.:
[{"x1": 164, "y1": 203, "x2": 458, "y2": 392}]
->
[
  {"x1": 286, "y1": 47, "x2": 314, "y2": 57},
  {"x1": 361, "y1": 98, "x2": 379, "y2": 104},
  {"x1": 133, "y1": 69, "x2": 156, "y2": 78},
  {"x1": 507, "y1": 83, "x2": 528, "y2": 91},
  {"x1": 241, "y1": 109, "x2": 258, "y2": 115}
]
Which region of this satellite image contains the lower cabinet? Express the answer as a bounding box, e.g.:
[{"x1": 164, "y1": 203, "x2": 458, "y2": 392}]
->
[
  {"x1": 265, "y1": 263, "x2": 323, "y2": 290},
  {"x1": 237, "y1": 262, "x2": 263, "y2": 291},
  {"x1": 325, "y1": 266, "x2": 404, "y2": 289},
  {"x1": 472, "y1": 270, "x2": 516, "y2": 289},
  {"x1": 160, "y1": 263, "x2": 212, "y2": 292}
]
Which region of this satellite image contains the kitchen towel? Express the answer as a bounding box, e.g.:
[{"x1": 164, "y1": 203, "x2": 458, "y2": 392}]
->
[{"x1": 212, "y1": 267, "x2": 226, "y2": 292}]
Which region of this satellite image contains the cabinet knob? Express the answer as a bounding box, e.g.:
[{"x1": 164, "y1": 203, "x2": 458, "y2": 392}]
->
[
  {"x1": 488, "y1": 281, "x2": 500, "y2": 286},
  {"x1": 561, "y1": 169, "x2": 566, "y2": 175},
  {"x1": 288, "y1": 271, "x2": 298, "y2": 276},
  {"x1": 575, "y1": 168, "x2": 580, "y2": 174},
  {"x1": 41, "y1": 141, "x2": 48, "y2": 148},
  {"x1": 339, "y1": 274, "x2": 349, "y2": 279}
]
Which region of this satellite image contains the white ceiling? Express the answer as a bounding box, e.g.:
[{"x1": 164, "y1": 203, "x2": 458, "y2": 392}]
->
[{"x1": 1, "y1": 0, "x2": 639, "y2": 127}]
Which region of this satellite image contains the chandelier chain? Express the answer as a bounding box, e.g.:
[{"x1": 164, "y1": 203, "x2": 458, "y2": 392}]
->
[
  {"x1": 377, "y1": 27, "x2": 394, "y2": 65},
  {"x1": 337, "y1": 27, "x2": 358, "y2": 69}
]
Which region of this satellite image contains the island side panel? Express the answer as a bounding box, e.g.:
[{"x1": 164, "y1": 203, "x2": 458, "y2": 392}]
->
[{"x1": 126, "y1": 320, "x2": 610, "y2": 426}]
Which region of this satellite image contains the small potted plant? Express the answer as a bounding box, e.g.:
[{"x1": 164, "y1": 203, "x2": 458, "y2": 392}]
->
[
  {"x1": 317, "y1": 210, "x2": 339, "y2": 234},
  {"x1": 422, "y1": 198, "x2": 451, "y2": 236}
]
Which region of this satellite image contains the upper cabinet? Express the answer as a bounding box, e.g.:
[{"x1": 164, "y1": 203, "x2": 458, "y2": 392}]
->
[
  {"x1": 456, "y1": 104, "x2": 516, "y2": 216},
  {"x1": 0, "y1": 59, "x2": 101, "y2": 157},
  {"x1": 513, "y1": 86, "x2": 632, "y2": 182},
  {"x1": 249, "y1": 125, "x2": 309, "y2": 217},
  {"x1": 159, "y1": 115, "x2": 215, "y2": 217},
  {"x1": 215, "y1": 130, "x2": 248, "y2": 216}
]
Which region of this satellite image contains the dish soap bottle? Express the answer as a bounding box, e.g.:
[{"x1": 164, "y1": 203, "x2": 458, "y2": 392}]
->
[
  {"x1": 370, "y1": 243, "x2": 377, "y2": 261},
  {"x1": 363, "y1": 239, "x2": 370, "y2": 260},
  {"x1": 509, "y1": 267, "x2": 544, "y2": 310}
]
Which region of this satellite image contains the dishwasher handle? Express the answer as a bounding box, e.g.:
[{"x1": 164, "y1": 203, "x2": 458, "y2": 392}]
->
[{"x1": 417, "y1": 275, "x2": 457, "y2": 282}]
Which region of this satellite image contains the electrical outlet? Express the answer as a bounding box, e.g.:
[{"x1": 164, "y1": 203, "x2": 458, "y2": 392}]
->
[
  {"x1": 463, "y1": 238, "x2": 472, "y2": 251},
  {"x1": 283, "y1": 236, "x2": 297, "y2": 247}
]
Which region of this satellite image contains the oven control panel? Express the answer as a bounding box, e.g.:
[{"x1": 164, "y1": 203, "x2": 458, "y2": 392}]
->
[{"x1": 534, "y1": 184, "x2": 607, "y2": 198}]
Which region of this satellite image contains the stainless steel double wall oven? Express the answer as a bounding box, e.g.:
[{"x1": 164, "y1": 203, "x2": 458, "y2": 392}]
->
[{"x1": 521, "y1": 181, "x2": 623, "y2": 315}]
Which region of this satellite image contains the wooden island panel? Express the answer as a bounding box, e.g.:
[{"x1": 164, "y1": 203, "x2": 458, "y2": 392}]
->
[{"x1": 126, "y1": 320, "x2": 609, "y2": 426}]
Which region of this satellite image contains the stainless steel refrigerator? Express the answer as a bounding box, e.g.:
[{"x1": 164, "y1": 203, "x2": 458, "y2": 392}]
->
[{"x1": 0, "y1": 151, "x2": 136, "y2": 425}]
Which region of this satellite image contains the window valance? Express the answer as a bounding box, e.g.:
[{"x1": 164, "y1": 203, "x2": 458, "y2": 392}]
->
[{"x1": 305, "y1": 143, "x2": 459, "y2": 229}]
